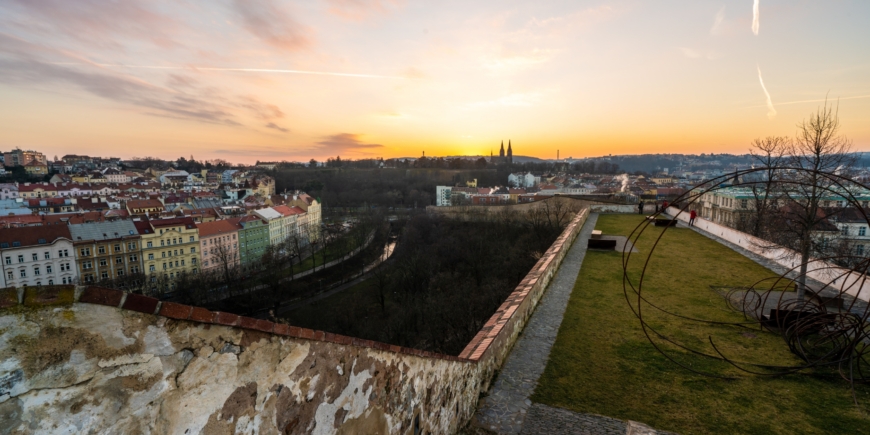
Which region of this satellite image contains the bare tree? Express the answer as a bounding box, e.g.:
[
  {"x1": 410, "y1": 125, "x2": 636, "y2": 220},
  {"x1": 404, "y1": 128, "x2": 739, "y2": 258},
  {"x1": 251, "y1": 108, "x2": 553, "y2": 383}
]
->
[
  {"x1": 772, "y1": 101, "x2": 855, "y2": 299},
  {"x1": 744, "y1": 136, "x2": 789, "y2": 237}
]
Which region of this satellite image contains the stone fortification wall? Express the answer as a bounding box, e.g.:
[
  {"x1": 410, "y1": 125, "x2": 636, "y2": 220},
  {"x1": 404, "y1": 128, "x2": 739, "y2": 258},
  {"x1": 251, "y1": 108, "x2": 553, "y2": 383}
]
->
[
  {"x1": 0, "y1": 208, "x2": 589, "y2": 434},
  {"x1": 666, "y1": 206, "x2": 870, "y2": 303}
]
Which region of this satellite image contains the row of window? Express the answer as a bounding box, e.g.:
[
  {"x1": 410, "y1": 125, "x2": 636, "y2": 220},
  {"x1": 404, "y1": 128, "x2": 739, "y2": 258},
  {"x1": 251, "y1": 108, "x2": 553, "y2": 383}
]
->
[
  {"x1": 6, "y1": 263, "x2": 73, "y2": 280},
  {"x1": 840, "y1": 226, "x2": 868, "y2": 236},
  {"x1": 81, "y1": 255, "x2": 138, "y2": 269},
  {"x1": 147, "y1": 258, "x2": 197, "y2": 271},
  {"x1": 79, "y1": 243, "x2": 136, "y2": 257},
  {"x1": 5, "y1": 250, "x2": 71, "y2": 264},
  {"x1": 146, "y1": 247, "x2": 196, "y2": 260},
  {"x1": 8, "y1": 277, "x2": 73, "y2": 286},
  {"x1": 145, "y1": 236, "x2": 196, "y2": 248}
]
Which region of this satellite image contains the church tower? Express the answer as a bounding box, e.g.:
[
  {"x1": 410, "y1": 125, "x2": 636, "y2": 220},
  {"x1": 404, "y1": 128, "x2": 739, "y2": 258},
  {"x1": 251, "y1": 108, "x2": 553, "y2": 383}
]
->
[
  {"x1": 507, "y1": 140, "x2": 513, "y2": 164},
  {"x1": 499, "y1": 141, "x2": 505, "y2": 160}
]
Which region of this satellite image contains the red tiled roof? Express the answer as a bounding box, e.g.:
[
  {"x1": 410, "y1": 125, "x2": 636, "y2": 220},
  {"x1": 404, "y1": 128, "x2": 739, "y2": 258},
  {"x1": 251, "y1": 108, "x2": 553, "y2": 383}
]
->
[
  {"x1": 196, "y1": 219, "x2": 242, "y2": 237},
  {"x1": 0, "y1": 225, "x2": 71, "y2": 247},
  {"x1": 127, "y1": 199, "x2": 163, "y2": 210}
]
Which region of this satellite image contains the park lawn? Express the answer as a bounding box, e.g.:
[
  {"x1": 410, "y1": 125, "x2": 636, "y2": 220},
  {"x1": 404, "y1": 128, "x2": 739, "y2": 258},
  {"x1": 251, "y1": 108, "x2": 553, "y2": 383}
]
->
[{"x1": 531, "y1": 214, "x2": 870, "y2": 435}]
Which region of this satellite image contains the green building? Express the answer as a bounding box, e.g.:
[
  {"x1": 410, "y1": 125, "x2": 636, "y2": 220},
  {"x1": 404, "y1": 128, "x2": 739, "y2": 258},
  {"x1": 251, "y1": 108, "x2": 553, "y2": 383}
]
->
[{"x1": 238, "y1": 215, "x2": 270, "y2": 270}]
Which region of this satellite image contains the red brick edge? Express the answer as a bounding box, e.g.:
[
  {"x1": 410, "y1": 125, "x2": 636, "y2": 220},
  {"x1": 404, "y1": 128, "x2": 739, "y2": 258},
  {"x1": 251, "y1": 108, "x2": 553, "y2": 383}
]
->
[{"x1": 0, "y1": 284, "x2": 468, "y2": 363}]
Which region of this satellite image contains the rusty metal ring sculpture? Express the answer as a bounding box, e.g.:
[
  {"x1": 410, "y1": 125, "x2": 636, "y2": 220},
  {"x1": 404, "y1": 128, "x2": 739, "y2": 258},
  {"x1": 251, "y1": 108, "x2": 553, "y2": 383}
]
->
[{"x1": 622, "y1": 167, "x2": 870, "y2": 404}]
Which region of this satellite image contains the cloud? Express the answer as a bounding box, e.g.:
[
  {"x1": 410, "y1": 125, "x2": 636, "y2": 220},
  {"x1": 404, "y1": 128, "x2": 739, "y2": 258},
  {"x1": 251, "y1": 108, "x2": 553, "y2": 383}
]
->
[
  {"x1": 710, "y1": 6, "x2": 726, "y2": 35},
  {"x1": 678, "y1": 47, "x2": 723, "y2": 60},
  {"x1": 231, "y1": 0, "x2": 311, "y2": 51},
  {"x1": 265, "y1": 122, "x2": 289, "y2": 133},
  {"x1": 315, "y1": 133, "x2": 383, "y2": 154},
  {"x1": 325, "y1": 0, "x2": 402, "y2": 21},
  {"x1": 752, "y1": 0, "x2": 760, "y2": 35},
  {"x1": 0, "y1": 33, "x2": 286, "y2": 127},
  {"x1": 757, "y1": 65, "x2": 776, "y2": 119},
  {"x1": 4, "y1": 0, "x2": 179, "y2": 49}
]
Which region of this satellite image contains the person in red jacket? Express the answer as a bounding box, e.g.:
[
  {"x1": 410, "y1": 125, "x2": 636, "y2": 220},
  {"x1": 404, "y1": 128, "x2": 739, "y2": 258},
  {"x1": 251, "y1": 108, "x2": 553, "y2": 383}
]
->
[
  {"x1": 661, "y1": 200, "x2": 669, "y2": 211},
  {"x1": 689, "y1": 209, "x2": 697, "y2": 226}
]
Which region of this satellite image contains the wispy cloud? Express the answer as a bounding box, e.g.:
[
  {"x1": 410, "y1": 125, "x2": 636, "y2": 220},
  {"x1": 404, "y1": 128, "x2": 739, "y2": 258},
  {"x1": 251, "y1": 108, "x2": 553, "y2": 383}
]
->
[
  {"x1": 315, "y1": 133, "x2": 383, "y2": 154},
  {"x1": 325, "y1": 0, "x2": 402, "y2": 21},
  {"x1": 0, "y1": 33, "x2": 286, "y2": 127},
  {"x1": 757, "y1": 65, "x2": 776, "y2": 119},
  {"x1": 678, "y1": 47, "x2": 722, "y2": 60},
  {"x1": 710, "y1": 6, "x2": 726, "y2": 35},
  {"x1": 265, "y1": 122, "x2": 289, "y2": 133},
  {"x1": 231, "y1": 0, "x2": 311, "y2": 51},
  {"x1": 744, "y1": 94, "x2": 870, "y2": 108},
  {"x1": 752, "y1": 0, "x2": 760, "y2": 35},
  {"x1": 49, "y1": 62, "x2": 405, "y2": 79},
  {"x1": 5, "y1": 0, "x2": 179, "y2": 49}
]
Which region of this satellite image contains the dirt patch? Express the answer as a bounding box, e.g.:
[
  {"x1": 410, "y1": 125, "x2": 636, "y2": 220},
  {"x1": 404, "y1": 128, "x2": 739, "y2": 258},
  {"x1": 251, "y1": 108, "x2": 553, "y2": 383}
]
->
[
  {"x1": 336, "y1": 406, "x2": 389, "y2": 435},
  {"x1": 10, "y1": 326, "x2": 139, "y2": 377}
]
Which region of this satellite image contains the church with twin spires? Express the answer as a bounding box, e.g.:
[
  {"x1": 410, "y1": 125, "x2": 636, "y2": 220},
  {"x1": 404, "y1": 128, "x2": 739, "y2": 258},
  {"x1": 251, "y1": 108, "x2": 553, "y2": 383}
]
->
[{"x1": 490, "y1": 140, "x2": 513, "y2": 165}]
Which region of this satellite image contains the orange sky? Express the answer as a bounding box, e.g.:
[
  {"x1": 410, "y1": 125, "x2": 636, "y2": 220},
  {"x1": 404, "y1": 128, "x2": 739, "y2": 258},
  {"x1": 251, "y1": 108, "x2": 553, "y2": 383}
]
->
[{"x1": 1, "y1": 0, "x2": 869, "y2": 164}]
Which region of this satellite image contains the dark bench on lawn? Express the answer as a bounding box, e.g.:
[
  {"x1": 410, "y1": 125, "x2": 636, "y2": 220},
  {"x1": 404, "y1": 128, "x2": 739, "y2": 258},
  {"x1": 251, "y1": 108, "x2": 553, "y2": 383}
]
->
[
  {"x1": 654, "y1": 218, "x2": 678, "y2": 227},
  {"x1": 588, "y1": 238, "x2": 617, "y2": 250},
  {"x1": 760, "y1": 309, "x2": 845, "y2": 331}
]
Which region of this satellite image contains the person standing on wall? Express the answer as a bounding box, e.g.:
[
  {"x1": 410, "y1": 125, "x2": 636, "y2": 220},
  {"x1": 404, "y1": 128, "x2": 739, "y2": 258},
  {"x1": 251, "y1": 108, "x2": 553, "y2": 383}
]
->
[
  {"x1": 689, "y1": 209, "x2": 697, "y2": 226},
  {"x1": 662, "y1": 200, "x2": 669, "y2": 211},
  {"x1": 638, "y1": 201, "x2": 645, "y2": 214}
]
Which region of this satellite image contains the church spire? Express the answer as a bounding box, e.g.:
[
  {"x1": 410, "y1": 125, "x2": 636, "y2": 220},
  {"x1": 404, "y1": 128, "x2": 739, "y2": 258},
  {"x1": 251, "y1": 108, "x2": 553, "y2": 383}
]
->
[
  {"x1": 507, "y1": 140, "x2": 513, "y2": 164},
  {"x1": 499, "y1": 140, "x2": 505, "y2": 158}
]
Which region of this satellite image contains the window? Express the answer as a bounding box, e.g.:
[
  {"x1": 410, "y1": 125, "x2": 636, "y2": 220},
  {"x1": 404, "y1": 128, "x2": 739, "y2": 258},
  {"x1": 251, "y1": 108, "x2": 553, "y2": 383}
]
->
[
  {"x1": 32, "y1": 253, "x2": 38, "y2": 261},
  {"x1": 20, "y1": 269, "x2": 26, "y2": 278},
  {"x1": 191, "y1": 247, "x2": 196, "y2": 253},
  {"x1": 162, "y1": 251, "x2": 167, "y2": 258},
  {"x1": 46, "y1": 265, "x2": 52, "y2": 274},
  {"x1": 44, "y1": 252, "x2": 50, "y2": 260},
  {"x1": 190, "y1": 236, "x2": 195, "y2": 242},
  {"x1": 101, "y1": 271, "x2": 109, "y2": 279},
  {"x1": 114, "y1": 244, "x2": 121, "y2": 252},
  {"x1": 162, "y1": 263, "x2": 167, "y2": 270},
  {"x1": 4, "y1": 257, "x2": 10, "y2": 265},
  {"x1": 174, "y1": 261, "x2": 179, "y2": 267},
  {"x1": 150, "y1": 265, "x2": 156, "y2": 272},
  {"x1": 99, "y1": 259, "x2": 108, "y2": 267},
  {"x1": 116, "y1": 257, "x2": 123, "y2": 264},
  {"x1": 62, "y1": 249, "x2": 68, "y2": 257},
  {"x1": 17, "y1": 255, "x2": 23, "y2": 263},
  {"x1": 48, "y1": 279, "x2": 53, "y2": 285},
  {"x1": 131, "y1": 266, "x2": 139, "y2": 273},
  {"x1": 62, "y1": 277, "x2": 68, "y2": 284},
  {"x1": 98, "y1": 246, "x2": 106, "y2": 254},
  {"x1": 130, "y1": 254, "x2": 138, "y2": 262},
  {"x1": 147, "y1": 242, "x2": 153, "y2": 248},
  {"x1": 160, "y1": 240, "x2": 165, "y2": 246},
  {"x1": 83, "y1": 261, "x2": 92, "y2": 270},
  {"x1": 80, "y1": 248, "x2": 90, "y2": 256},
  {"x1": 192, "y1": 268, "x2": 197, "y2": 274},
  {"x1": 84, "y1": 274, "x2": 94, "y2": 283},
  {"x1": 128, "y1": 242, "x2": 136, "y2": 250},
  {"x1": 117, "y1": 270, "x2": 124, "y2": 277},
  {"x1": 858, "y1": 245, "x2": 865, "y2": 256},
  {"x1": 842, "y1": 226, "x2": 849, "y2": 236},
  {"x1": 148, "y1": 253, "x2": 154, "y2": 260},
  {"x1": 203, "y1": 260, "x2": 208, "y2": 267},
  {"x1": 33, "y1": 266, "x2": 40, "y2": 276},
  {"x1": 174, "y1": 250, "x2": 178, "y2": 256},
  {"x1": 861, "y1": 227, "x2": 867, "y2": 237},
  {"x1": 191, "y1": 258, "x2": 197, "y2": 265},
  {"x1": 6, "y1": 271, "x2": 12, "y2": 280},
  {"x1": 181, "y1": 260, "x2": 185, "y2": 266}
]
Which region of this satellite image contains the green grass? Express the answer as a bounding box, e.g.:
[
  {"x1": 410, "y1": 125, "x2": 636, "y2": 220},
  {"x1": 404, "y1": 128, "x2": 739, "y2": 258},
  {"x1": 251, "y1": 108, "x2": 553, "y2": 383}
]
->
[{"x1": 531, "y1": 214, "x2": 870, "y2": 435}]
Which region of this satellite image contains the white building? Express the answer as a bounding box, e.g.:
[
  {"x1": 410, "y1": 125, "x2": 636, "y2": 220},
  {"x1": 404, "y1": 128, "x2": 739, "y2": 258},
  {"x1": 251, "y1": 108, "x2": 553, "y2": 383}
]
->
[
  {"x1": 0, "y1": 226, "x2": 77, "y2": 287},
  {"x1": 508, "y1": 172, "x2": 538, "y2": 188},
  {"x1": 436, "y1": 186, "x2": 452, "y2": 206}
]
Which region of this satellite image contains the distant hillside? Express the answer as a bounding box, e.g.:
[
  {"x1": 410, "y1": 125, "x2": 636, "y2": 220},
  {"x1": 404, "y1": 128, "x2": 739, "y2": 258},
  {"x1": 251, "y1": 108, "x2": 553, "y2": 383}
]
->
[{"x1": 394, "y1": 155, "x2": 545, "y2": 163}]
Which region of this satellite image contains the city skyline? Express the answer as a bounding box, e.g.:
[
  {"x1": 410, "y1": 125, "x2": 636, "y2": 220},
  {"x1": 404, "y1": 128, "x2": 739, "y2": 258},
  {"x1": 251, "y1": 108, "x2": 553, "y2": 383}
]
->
[{"x1": 1, "y1": 0, "x2": 869, "y2": 164}]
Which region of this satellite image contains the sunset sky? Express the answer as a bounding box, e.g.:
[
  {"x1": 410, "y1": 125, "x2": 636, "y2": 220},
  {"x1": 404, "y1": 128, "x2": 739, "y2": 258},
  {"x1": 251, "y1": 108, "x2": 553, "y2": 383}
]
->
[{"x1": 0, "y1": 0, "x2": 868, "y2": 164}]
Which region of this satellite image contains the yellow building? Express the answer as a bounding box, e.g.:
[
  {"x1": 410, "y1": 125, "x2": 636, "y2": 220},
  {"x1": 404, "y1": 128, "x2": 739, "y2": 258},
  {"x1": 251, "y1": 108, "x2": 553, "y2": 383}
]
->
[
  {"x1": 135, "y1": 217, "x2": 201, "y2": 287},
  {"x1": 24, "y1": 160, "x2": 48, "y2": 175}
]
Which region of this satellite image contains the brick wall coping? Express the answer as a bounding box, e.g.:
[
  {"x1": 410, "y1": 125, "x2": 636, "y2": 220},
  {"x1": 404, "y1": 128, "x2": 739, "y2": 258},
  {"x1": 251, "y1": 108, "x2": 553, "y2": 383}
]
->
[{"x1": 0, "y1": 285, "x2": 468, "y2": 363}]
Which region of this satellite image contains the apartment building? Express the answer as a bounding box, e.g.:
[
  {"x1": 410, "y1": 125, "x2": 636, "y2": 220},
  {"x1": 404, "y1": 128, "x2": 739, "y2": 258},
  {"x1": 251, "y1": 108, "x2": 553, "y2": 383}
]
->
[
  {"x1": 0, "y1": 226, "x2": 76, "y2": 287},
  {"x1": 69, "y1": 220, "x2": 142, "y2": 284},
  {"x1": 197, "y1": 218, "x2": 242, "y2": 273},
  {"x1": 136, "y1": 217, "x2": 201, "y2": 284}
]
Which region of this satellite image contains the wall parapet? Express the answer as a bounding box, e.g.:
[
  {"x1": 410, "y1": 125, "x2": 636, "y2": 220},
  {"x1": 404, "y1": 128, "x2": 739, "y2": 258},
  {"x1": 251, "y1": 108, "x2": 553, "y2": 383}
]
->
[
  {"x1": 666, "y1": 206, "x2": 870, "y2": 303},
  {"x1": 0, "y1": 207, "x2": 591, "y2": 434}
]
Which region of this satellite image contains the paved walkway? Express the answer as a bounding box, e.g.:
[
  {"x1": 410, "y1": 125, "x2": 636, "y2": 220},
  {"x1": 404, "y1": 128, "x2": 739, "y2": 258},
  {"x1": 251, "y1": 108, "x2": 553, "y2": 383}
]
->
[{"x1": 473, "y1": 213, "x2": 599, "y2": 434}]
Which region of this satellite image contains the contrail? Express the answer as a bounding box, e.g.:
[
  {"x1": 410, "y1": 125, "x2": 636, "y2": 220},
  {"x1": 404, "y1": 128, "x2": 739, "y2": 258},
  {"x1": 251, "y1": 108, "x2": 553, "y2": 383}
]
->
[
  {"x1": 744, "y1": 94, "x2": 870, "y2": 109},
  {"x1": 752, "y1": 0, "x2": 760, "y2": 35},
  {"x1": 757, "y1": 65, "x2": 776, "y2": 119},
  {"x1": 50, "y1": 62, "x2": 406, "y2": 79}
]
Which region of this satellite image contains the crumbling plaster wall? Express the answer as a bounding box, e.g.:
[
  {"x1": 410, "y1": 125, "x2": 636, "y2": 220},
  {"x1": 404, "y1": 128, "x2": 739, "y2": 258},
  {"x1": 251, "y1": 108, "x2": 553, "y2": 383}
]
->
[{"x1": 0, "y1": 302, "x2": 481, "y2": 434}]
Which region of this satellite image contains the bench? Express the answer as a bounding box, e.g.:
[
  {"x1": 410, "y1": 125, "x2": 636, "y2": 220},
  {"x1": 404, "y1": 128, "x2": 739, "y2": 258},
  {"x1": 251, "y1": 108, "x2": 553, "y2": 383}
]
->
[
  {"x1": 654, "y1": 219, "x2": 678, "y2": 227},
  {"x1": 591, "y1": 230, "x2": 602, "y2": 239},
  {"x1": 588, "y1": 238, "x2": 617, "y2": 250}
]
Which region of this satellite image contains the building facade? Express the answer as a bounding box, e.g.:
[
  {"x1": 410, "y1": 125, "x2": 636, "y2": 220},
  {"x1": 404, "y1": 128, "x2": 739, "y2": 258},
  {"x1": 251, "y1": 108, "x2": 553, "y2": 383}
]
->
[
  {"x1": 238, "y1": 215, "x2": 270, "y2": 269},
  {"x1": 0, "y1": 226, "x2": 76, "y2": 287},
  {"x1": 69, "y1": 220, "x2": 143, "y2": 284},
  {"x1": 136, "y1": 217, "x2": 201, "y2": 285},
  {"x1": 197, "y1": 218, "x2": 242, "y2": 273}
]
